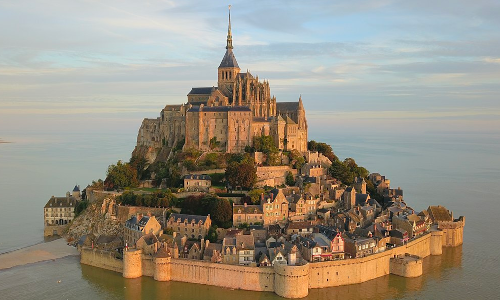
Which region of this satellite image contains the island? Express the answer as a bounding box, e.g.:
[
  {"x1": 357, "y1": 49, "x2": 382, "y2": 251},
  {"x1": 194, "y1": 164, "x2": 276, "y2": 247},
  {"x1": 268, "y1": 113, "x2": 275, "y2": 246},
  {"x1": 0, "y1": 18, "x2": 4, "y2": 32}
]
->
[{"x1": 44, "y1": 8, "x2": 465, "y2": 299}]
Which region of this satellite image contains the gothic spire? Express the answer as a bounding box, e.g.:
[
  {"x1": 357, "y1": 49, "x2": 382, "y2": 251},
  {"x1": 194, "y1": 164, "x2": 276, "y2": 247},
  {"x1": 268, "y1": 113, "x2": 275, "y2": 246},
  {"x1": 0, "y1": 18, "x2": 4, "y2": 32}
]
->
[{"x1": 226, "y1": 5, "x2": 233, "y2": 50}]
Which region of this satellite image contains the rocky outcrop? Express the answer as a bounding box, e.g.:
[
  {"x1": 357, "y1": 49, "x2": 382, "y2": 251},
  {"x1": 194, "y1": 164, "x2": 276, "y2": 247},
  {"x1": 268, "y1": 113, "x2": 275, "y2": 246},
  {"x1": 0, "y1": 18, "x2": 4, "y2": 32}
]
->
[{"x1": 66, "y1": 198, "x2": 123, "y2": 242}]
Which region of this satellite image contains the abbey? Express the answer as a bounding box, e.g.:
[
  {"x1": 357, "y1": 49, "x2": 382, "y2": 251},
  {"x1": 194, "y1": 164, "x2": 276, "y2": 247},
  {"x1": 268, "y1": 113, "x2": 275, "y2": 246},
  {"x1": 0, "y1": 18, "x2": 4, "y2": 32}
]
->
[{"x1": 136, "y1": 10, "x2": 308, "y2": 156}]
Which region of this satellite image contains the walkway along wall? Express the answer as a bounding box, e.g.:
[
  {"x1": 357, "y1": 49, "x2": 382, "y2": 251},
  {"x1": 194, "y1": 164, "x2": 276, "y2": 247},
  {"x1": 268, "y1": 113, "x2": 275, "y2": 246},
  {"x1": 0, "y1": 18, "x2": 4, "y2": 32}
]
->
[{"x1": 80, "y1": 229, "x2": 462, "y2": 299}]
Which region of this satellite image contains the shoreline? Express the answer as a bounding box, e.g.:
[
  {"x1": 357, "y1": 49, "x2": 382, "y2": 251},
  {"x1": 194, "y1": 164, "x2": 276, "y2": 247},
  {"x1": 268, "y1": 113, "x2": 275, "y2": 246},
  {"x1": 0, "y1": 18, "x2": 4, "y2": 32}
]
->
[{"x1": 0, "y1": 238, "x2": 79, "y2": 271}]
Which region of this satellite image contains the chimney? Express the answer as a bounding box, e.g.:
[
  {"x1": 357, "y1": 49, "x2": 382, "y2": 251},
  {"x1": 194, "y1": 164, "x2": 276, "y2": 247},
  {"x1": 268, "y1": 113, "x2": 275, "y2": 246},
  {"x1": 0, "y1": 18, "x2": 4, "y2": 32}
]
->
[
  {"x1": 244, "y1": 202, "x2": 247, "y2": 207},
  {"x1": 137, "y1": 213, "x2": 143, "y2": 221}
]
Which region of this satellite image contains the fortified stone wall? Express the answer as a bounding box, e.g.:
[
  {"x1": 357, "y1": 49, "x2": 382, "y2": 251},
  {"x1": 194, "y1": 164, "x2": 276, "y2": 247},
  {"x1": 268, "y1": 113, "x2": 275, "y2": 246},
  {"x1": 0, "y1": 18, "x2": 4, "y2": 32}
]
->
[
  {"x1": 80, "y1": 247, "x2": 123, "y2": 273},
  {"x1": 81, "y1": 229, "x2": 463, "y2": 299},
  {"x1": 389, "y1": 254, "x2": 422, "y2": 278},
  {"x1": 169, "y1": 259, "x2": 275, "y2": 292},
  {"x1": 256, "y1": 166, "x2": 296, "y2": 187},
  {"x1": 44, "y1": 225, "x2": 68, "y2": 237}
]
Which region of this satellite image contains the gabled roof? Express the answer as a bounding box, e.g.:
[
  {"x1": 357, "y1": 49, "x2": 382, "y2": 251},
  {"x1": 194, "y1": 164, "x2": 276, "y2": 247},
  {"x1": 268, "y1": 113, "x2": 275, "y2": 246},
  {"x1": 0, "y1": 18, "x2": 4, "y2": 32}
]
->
[
  {"x1": 188, "y1": 87, "x2": 217, "y2": 95},
  {"x1": 219, "y1": 49, "x2": 239, "y2": 68},
  {"x1": 276, "y1": 102, "x2": 299, "y2": 112}
]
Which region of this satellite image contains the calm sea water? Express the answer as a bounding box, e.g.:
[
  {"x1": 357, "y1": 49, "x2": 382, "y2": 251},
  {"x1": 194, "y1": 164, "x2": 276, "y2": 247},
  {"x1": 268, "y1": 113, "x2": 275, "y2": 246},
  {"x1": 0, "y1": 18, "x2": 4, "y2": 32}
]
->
[{"x1": 0, "y1": 116, "x2": 499, "y2": 299}]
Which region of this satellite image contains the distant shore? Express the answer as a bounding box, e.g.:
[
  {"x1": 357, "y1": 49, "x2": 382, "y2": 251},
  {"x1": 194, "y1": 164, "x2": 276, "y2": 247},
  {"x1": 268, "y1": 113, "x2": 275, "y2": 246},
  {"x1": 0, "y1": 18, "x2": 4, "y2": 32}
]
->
[{"x1": 0, "y1": 238, "x2": 79, "y2": 270}]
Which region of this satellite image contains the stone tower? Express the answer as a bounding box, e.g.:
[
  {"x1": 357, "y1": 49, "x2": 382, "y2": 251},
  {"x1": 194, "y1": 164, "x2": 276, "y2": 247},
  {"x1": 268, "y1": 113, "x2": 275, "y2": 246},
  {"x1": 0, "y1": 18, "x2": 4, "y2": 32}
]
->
[{"x1": 218, "y1": 6, "x2": 241, "y2": 98}]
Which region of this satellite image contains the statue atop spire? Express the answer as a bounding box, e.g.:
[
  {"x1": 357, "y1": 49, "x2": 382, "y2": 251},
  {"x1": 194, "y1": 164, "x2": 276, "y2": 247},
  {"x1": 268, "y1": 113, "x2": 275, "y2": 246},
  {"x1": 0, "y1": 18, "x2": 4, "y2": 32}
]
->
[{"x1": 226, "y1": 5, "x2": 233, "y2": 50}]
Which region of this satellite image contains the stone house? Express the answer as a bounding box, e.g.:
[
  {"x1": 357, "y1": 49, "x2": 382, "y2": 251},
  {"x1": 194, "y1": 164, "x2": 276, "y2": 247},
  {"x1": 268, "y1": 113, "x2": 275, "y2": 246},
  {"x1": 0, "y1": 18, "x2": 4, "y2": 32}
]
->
[
  {"x1": 167, "y1": 213, "x2": 211, "y2": 240},
  {"x1": 344, "y1": 237, "x2": 377, "y2": 258},
  {"x1": 261, "y1": 189, "x2": 289, "y2": 225},
  {"x1": 392, "y1": 214, "x2": 426, "y2": 238},
  {"x1": 296, "y1": 235, "x2": 323, "y2": 262},
  {"x1": 124, "y1": 215, "x2": 162, "y2": 248},
  {"x1": 203, "y1": 242, "x2": 223, "y2": 263},
  {"x1": 236, "y1": 234, "x2": 255, "y2": 265},
  {"x1": 183, "y1": 174, "x2": 211, "y2": 192},
  {"x1": 232, "y1": 203, "x2": 263, "y2": 226},
  {"x1": 258, "y1": 253, "x2": 271, "y2": 267},
  {"x1": 301, "y1": 163, "x2": 326, "y2": 178},
  {"x1": 136, "y1": 233, "x2": 159, "y2": 255},
  {"x1": 285, "y1": 222, "x2": 314, "y2": 237}
]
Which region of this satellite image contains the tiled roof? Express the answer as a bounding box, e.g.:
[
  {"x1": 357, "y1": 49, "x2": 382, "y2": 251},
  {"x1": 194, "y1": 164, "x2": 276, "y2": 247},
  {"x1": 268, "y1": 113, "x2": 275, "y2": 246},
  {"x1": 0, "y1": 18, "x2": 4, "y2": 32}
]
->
[{"x1": 236, "y1": 235, "x2": 255, "y2": 250}]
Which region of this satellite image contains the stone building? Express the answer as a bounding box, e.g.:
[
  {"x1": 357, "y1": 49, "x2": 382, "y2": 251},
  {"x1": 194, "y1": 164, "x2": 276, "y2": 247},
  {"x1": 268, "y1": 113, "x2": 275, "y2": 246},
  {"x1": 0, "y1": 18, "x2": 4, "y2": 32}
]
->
[
  {"x1": 167, "y1": 213, "x2": 211, "y2": 240},
  {"x1": 262, "y1": 189, "x2": 289, "y2": 226},
  {"x1": 123, "y1": 215, "x2": 162, "y2": 247},
  {"x1": 232, "y1": 203, "x2": 264, "y2": 227},
  {"x1": 44, "y1": 194, "x2": 78, "y2": 226},
  {"x1": 183, "y1": 174, "x2": 211, "y2": 192},
  {"x1": 134, "y1": 9, "x2": 308, "y2": 159}
]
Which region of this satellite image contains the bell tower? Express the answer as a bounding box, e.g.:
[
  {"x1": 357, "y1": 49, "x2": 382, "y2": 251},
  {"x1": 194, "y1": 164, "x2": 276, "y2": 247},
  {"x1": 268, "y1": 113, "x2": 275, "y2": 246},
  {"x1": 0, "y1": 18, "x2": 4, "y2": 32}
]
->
[{"x1": 218, "y1": 5, "x2": 241, "y2": 100}]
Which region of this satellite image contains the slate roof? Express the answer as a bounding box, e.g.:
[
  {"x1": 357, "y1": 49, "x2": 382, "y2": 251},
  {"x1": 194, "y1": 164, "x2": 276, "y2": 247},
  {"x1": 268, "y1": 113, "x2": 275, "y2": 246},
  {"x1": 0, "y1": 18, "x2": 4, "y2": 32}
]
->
[
  {"x1": 187, "y1": 106, "x2": 251, "y2": 113},
  {"x1": 188, "y1": 87, "x2": 217, "y2": 95},
  {"x1": 276, "y1": 102, "x2": 299, "y2": 112},
  {"x1": 44, "y1": 196, "x2": 78, "y2": 208},
  {"x1": 233, "y1": 204, "x2": 263, "y2": 214},
  {"x1": 219, "y1": 49, "x2": 239, "y2": 68},
  {"x1": 169, "y1": 213, "x2": 209, "y2": 225},
  {"x1": 73, "y1": 185, "x2": 80, "y2": 192},
  {"x1": 184, "y1": 174, "x2": 211, "y2": 180}
]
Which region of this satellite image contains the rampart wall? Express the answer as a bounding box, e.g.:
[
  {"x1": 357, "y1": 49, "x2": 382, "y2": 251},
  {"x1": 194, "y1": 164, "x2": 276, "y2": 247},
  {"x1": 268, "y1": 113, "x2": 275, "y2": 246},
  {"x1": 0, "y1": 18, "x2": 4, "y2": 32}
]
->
[
  {"x1": 80, "y1": 248, "x2": 123, "y2": 273},
  {"x1": 81, "y1": 226, "x2": 463, "y2": 299}
]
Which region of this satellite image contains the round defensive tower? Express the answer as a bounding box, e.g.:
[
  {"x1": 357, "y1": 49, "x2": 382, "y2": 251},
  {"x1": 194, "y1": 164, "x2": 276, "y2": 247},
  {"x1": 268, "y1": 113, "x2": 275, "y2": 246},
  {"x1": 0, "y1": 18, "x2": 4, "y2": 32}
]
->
[
  {"x1": 153, "y1": 246, "x2": 171, "y2": 281},
  {"x1": 273, "y1": 263, "x2": 310, "y2": 299},
  {"x1": 123, "y1": 249, "x2": 143, "y2": 278}
]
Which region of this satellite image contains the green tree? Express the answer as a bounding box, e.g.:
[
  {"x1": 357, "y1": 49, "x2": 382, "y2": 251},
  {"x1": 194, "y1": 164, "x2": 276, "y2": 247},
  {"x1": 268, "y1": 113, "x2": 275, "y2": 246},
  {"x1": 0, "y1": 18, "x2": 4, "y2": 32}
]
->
[
  {"x1": 308, "y1": 140, "x2": 338, "y2": 162},
  {"x1": 75, "y1": 200, "x2": 89, "y2": 216},
  {"x1": 129, "y1": 155, "x2": 149, "y2": 180},
  {"x1": 289, "y1": 149, "x2": 305, "y2": 170},
  {"x1": 104, "y1": 160, "x2": 138, "y2": 190},
  {"x1": 248, "y1": 188, "x2": 265, "y2": 204},
  {"x1": 285, "y1": 171, "x2": 295, "y2": 186},
  {"x1": 209, "y1": 198, "x2": 232, "y2": 228},
  {"x1": 225, "y1": 161, "x2": 256, "y2": 190},
  {"x1": 205, "y1": 226, "x2": 218, "y2": 243}
]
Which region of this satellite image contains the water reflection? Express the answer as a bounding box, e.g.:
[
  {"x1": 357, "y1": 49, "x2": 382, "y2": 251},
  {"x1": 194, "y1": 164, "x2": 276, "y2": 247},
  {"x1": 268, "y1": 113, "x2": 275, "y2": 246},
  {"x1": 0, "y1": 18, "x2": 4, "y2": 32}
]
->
[{"x1": 80, "y1": 246, "x2": 462, "y2": 300}]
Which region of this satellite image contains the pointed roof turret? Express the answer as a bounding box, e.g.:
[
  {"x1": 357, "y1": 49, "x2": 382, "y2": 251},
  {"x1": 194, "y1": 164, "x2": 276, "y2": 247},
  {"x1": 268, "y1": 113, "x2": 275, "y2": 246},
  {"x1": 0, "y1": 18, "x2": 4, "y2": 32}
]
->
[{"x1": 219, "y1": 6, "x2": 239, "y2": 68}]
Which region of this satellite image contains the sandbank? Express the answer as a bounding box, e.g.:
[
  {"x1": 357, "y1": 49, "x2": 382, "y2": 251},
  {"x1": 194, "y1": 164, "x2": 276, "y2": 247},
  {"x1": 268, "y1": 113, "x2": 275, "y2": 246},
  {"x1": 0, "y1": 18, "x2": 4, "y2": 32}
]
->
[{"x1": 0, "y1": 238, "x2": 79, "y2": 270}]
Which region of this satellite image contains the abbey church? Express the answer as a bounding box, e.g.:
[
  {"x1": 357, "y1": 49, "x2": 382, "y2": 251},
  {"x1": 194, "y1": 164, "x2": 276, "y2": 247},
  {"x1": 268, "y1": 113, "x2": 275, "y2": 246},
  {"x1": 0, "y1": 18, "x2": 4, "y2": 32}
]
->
[{"x1": 136, "y1": 9, "x2": 308, "y2": 157}]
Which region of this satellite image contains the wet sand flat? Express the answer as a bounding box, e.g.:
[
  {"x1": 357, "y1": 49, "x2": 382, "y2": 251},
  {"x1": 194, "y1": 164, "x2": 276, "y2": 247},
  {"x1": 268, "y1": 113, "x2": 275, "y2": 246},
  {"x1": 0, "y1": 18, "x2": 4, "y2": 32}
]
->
[{"x1": 0, "y1": 238, "x2": 79, "y2": 270}]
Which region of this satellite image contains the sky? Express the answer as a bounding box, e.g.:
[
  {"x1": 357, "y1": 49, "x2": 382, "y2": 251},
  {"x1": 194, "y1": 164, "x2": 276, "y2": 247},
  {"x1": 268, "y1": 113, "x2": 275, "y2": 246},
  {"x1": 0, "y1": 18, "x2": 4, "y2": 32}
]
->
[{"x1": 1, "y1": 0, "x2": 500, "y2": 137}]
